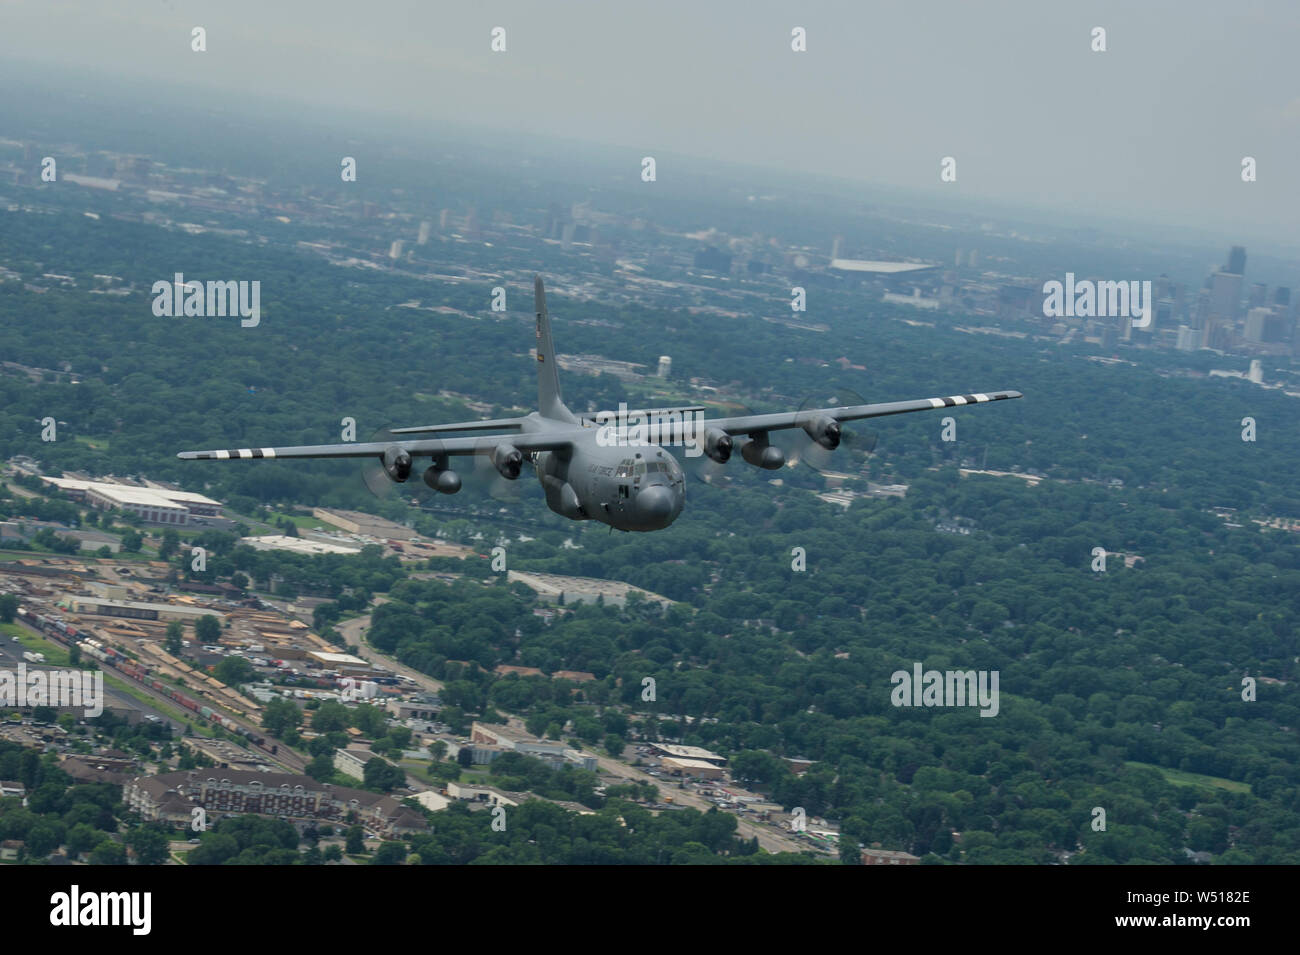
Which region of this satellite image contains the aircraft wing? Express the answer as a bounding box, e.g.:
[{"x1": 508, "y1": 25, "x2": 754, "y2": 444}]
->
[
  {"x1": 177, "y1": 431, "x2": 575, "y2": 461},
  {"x1": 701, "y1": 390, "x2": 1022, "y2": 436}
]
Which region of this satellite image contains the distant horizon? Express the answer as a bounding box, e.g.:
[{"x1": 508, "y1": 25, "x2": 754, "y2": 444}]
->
[
  {"x1": 4, "y1": 56, "x2": 1297, "y2": 288},
  {"x1": 2, "y1": 0, "x2": 1298, "y2": 251}
]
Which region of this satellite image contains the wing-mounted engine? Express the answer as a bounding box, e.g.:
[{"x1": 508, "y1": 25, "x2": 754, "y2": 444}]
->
[
  {"x1": 801, "y1": 414, "x2": 841, "y2": 450},
  {"x1": 381, "y1": 445, "x2": 412, "y2": 482},
  {"x1": 492, "y1": 444, "x2": 523, "y2": 480},
  {"x1": 703, "y1": 427, "x2": 733, "y2": 463}
]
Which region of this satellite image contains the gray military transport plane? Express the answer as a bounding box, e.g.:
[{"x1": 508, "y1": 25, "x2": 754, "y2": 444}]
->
[{"x1": 179, "y1": 276, "x2": 1021, "y2": 532}]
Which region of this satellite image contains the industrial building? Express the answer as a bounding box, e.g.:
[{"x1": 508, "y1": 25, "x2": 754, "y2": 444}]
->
[
  {"x1": 506, "y1": 569, "x2": 673, "y2": 608},
  {"x1": 65, "y1": 596, "x2": 224, "y2": 624},
  {"x1": 306, "y1": 650, "x2": 376, "y2": 675},
  {"x1": 40, "y1": 476, "x2": 222, "y2": 525},
  {"x1": 469, "y1": 721, "x2": 599, "y2": 771},
  {"x1": 660, "y1": 756, "x2": 725, "y2": 780},
  {"x1": 310, "y1": 508, "x2": 414, "y2": 539},
  {"x1": 648, "y1": 743, "x2": 727, "y2": 766},
  {"x1": 182, "y1": 738, "x2": 269, "y2": 772},
  {"x1": 387, "y1": 696, "x2": 442, "y2": 722},
  {"x1": 239, "y1": 535, "x2": 361, "y2": 555}
]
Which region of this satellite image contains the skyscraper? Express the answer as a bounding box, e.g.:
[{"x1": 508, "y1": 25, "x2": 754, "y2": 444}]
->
[
  {"x1": 1244, "y1": 307, "x2": 1270, "y2": 343},
  {"x1": 1210, "y1": 271, "x2": 1243, "y2": 323},
  {"x1": 1226, "y1": 246, "x2": 1246, "y2": 276}
]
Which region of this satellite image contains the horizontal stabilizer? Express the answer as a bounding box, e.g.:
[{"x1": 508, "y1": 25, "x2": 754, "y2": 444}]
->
[
  {"x1": 581, "y1": 406, "x2": 707, "y2": 425},
  {"x1": 390, "y1": 417, "x2": 527, "y2": 435}
]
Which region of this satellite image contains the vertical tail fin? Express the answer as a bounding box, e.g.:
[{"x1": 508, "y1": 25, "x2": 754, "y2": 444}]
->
[{"x1": 534, "y1": 275, "x2": 576, "y2": 422}]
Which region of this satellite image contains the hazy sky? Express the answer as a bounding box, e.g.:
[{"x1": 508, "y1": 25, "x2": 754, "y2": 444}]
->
[{"x1": 5, "y1": 0, "x2": 1298, "y2": 244}]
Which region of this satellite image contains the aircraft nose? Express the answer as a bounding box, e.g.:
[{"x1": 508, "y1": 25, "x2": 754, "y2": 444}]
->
[{"x1": 636, "y1": 484, "x2": 677, "y2": 527}]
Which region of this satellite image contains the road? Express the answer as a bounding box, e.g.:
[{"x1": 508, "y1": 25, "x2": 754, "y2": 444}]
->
[{"x1": 337, "y1": 614, "x2": 444, "y2": 695}]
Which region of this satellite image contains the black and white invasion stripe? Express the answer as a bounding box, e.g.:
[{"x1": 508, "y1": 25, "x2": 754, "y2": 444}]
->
[
  {"x1": 194, "y1": 448, "x2": 278, "y2": 460},
  {"x1": 925, "y1": 392, "x2": 1015, "y2": 409}
]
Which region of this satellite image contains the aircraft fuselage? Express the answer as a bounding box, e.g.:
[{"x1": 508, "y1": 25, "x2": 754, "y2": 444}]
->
[{"x1": 524, "y1": 414, "x2": 685, "y2": 532}]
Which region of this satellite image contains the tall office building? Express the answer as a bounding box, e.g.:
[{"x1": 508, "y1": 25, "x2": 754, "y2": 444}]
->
[
  {"x1": 417, "y1": 220, "x2": 431, "y2": 245},
  {"x1": 1262, "y1": 313, "x2": 1290, "y2": 344},
  {"x1": 1153, "y1": 299, "x2": 1174, "y2": 330},
  {"x1": 1210, "y1": 271, "x2": 1243, "y2": 323},
  {"x1": 1249, "y1": 283, "x2": 1268, "y2": 308},
  {"x1": 1192, "y1": 288, "x2": 1211, "y2": 329},
  {"x1": 1244, "y1": 307, "x2": 1270, "y2": 343},
  {"x1": 1226, "y1": 246, "x2": 1246, "y2": 276}
]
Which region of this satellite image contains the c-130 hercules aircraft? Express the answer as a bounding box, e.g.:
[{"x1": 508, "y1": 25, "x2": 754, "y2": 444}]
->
[{"x1": 179, "y1": 276, "x2": 1021, "y2": 532}]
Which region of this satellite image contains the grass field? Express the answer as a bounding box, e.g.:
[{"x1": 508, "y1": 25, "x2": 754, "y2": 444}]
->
[
  {"x1": 1124, "y1": 760, "x2": 1252, "y2": 794},
  {"x1": 266, "y1": 511, "x2": 328, "y2": 531},
  {"x1": 2, "y1": 622, "x2": 72, "y2": 665}
]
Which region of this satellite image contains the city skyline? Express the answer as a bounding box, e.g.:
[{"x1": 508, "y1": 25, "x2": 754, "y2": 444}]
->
[{"x1": 2, "y1": 1, "x2": 1299, "y2": 247}]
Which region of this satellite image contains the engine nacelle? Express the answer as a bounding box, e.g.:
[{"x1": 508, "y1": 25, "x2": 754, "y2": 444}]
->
[
  {"x1": 740, "y1": 437, "x2": 785, "y2": 470},
  {"x1": 803, "y1": 415, "x2": 841, "y2": 450},
  {"x1": 492, "y1": 444, "x2": 523, "y2": 480},
  {"x1": 422, "y1": 464, "x2": 462, "y2": 495},
  {"x1": 382, "y1": 445, "x2": 412, "y2": 482},
  {"x1": 703, "y1": 428, "x2": 733, "y2": 464}
]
